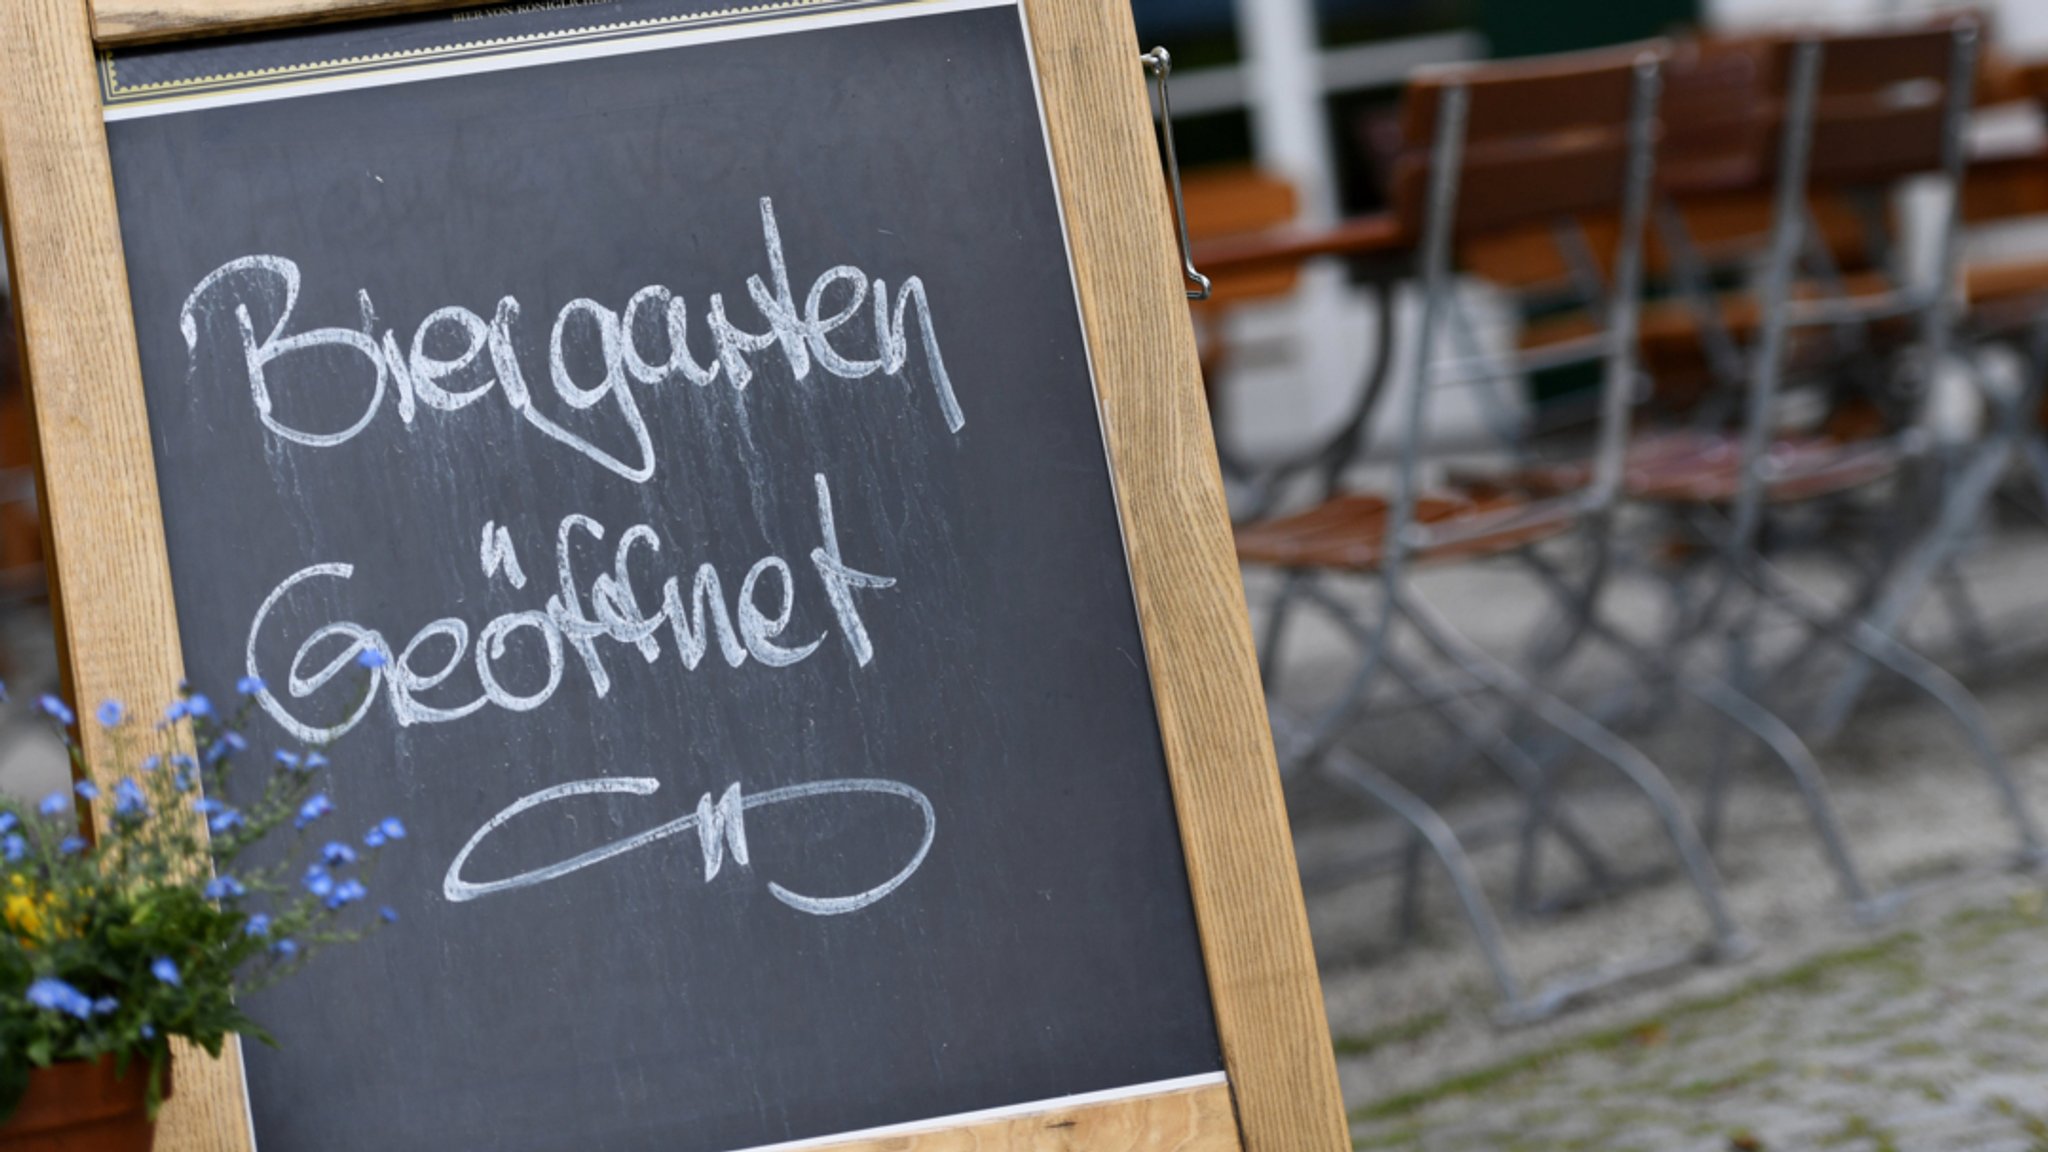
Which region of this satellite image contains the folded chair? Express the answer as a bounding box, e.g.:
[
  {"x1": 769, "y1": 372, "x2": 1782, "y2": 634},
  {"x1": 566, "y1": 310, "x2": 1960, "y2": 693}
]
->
[
  {"x1": 1796, "y1": 53, "x2": 2048, "y2": 703},
  {"x1": 1408, "y1": 35, "x2": 1909, "y2": 926},
  {"x1": 1240, "y1": 42, "x2": 1750, "y2": 1024},
  {"x1": 1534, "y1": 22, "x2": 2047, "y2": 885}
]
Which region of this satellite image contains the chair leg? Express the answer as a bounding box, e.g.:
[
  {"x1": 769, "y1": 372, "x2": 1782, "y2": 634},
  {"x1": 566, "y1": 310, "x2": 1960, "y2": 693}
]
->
[
  {"x1": 2022, "y1": 432, "x2": 2048, "y2": 517},
  {"x1": 1519, "y1": 528, "x2": 1615, "y2": 678},
  {"x1": 1387, "y1": 582, "x2": 1752, "y2": 958},
  {"x1": 1807, "y1": 440, "x2": 2009, "y2": 738},
  {"x1": 1767, "y1": 535, "x2": 1894, "y2": 698},
  {"x1": 1517, "y1": 547, "x2": 1884, "y2": 920},
  {"x1": 1292, "y1": 578, "x2": 1619, "y2": 898},
  {"x1": 1933, "y1": 556, "x2": 1995, "y2": 677},
  {"x1": 1316, "y1": 748, "x2": 1529, "y2": 1015},
  {"x1": 1263, "y1": 574, "x2": 1398, "y2": 776},
  {"x1": 1744, "y1": 554, "x2": 2047, "y2": 861},
  {"x1": 1258, "y1": 569, "x2": 1309, "y2": 689},
  {"x1": 1698, "y1": 626, "x2": 1752, "y2": 856},
  {"x1": 1378, "y1": 645, "x2": 1616, "y2": 912},
  {"x1": 1688, "y1": 642, "x2": 1890, "y2": 921}
]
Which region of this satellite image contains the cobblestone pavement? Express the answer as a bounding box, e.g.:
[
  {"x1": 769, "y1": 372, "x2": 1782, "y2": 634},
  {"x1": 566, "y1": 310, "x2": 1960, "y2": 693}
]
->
[
  {"x1": 1259, "y1": 525, "x2": 2048, "y2": 1151},
  {"x1": 1346, "y1": 882, "x2": 2048, "y2": 1151}
]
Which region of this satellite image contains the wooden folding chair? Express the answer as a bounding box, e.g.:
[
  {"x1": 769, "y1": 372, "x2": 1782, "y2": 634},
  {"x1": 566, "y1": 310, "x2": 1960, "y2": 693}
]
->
[
  {"x1": 1609, "y1": 21, "x2": 2046, "y2": 873},
  {"x1": 1237, "y1": 42, "x2": 1752, "y2": 1024}
]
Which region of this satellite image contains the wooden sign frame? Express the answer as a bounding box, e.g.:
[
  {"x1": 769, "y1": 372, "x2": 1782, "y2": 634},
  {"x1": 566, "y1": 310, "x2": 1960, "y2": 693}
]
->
[{"x1": 0, "y1": 1, "x2": 1345, "y2": 1149}]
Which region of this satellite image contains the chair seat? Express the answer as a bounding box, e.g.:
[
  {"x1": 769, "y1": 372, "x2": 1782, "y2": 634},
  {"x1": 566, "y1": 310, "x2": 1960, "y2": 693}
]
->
[
  {"x1": 1487, "y1": 430, "x2": 1904, "y2": 506},
  {"x1": 1235, "y1": 490, "x2": 1580, "y2": 571},
  {"x1": 1521, "y1": 270, "x2": 1903, "y2": 358},
  {"x1": 1961, "y1": 256, "x2": 2048, "y2": 334}
]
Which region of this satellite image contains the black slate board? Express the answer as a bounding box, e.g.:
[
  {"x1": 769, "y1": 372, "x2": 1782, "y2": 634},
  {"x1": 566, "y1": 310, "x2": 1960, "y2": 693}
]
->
[{"x1": 102, "y1": 3, "x2": 1223, "y2": 1149}]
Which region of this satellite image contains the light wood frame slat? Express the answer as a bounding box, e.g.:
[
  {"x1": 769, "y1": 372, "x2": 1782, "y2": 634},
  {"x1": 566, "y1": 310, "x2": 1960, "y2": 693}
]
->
[
  {"x1": 0, "y1": 2, "x2": 256, "y2": 1150},
  {"x1": 1017, "y1": 1, "x2": 1344, "y2": 1148},
  {"x1": 814, "y1": 1083, "x2": 1236, "y2": 1151},
  {"x1": 93, "y1": 0, "x2": 499, "y2": 45},
  {"x1": 2, "y1": 2, "x2": 1347, "y2": 1150}
]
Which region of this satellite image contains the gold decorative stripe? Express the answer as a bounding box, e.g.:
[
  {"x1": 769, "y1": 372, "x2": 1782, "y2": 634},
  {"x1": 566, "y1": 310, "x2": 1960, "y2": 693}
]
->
[{"x1": 101, "y1": 0, "x2": 877, "y2": 102}]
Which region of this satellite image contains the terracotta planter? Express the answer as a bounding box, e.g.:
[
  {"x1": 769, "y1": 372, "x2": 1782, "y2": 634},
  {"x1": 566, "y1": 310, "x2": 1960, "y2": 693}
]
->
[{"x1": 0, "y1": 1056, "x2": 166, "y2": 1151}]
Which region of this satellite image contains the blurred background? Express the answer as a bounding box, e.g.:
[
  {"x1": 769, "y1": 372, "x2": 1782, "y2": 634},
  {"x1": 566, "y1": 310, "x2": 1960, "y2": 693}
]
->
[{"x1": 1138, "y1": 0, "x2": 2048, "y2": 1146}]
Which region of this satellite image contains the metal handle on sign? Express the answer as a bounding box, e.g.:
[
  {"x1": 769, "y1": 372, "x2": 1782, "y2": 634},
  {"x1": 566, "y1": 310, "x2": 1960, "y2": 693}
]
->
[{"x1": 1142, "y1": 48, "x2": 1212, "y2": 302}]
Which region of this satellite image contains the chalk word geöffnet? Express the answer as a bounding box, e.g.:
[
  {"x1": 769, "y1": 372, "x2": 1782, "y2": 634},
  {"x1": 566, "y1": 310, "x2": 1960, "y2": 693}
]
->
[{"x1": 246, "y1": 473, "x2": 893, "y2": 743}]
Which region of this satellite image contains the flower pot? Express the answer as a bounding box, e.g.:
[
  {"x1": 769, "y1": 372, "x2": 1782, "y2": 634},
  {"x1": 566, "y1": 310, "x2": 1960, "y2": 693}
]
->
[{"x1": 0, "y1": 1056, "x2": 166, "y2": 1151}]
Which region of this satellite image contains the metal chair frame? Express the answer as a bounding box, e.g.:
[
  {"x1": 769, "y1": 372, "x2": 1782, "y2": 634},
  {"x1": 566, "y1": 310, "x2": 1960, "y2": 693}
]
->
[
  {"x1": 1255, "y1": 51, "x2": 1755, "y2": 1024},
  {"x1": 1598, "y1": 28, "x2": 2047, "y2": 881}
]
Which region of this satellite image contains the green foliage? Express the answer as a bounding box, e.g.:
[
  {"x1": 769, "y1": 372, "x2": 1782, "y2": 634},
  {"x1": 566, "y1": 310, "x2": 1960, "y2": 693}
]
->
[{"x1": 0, "y1": 678, "x2": 402, "y2": 1120}]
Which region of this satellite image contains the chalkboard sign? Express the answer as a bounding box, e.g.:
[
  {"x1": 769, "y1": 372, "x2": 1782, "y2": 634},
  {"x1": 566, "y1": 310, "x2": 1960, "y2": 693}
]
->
[{"x1": 0, "y1": 0, "x2": 1342, "y2": 1149}]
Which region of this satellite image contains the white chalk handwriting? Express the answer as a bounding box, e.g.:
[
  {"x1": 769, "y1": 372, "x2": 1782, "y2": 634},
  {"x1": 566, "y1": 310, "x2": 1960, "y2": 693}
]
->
[
  {"x1": 245, "y1": 473, "x2": 894, "y2": 742},
  {"x1": 178, "y1": 197, "x2": 965, "y2": 481},
  {"x1": 443, "y1": 775, "x2": 935, "y2": 913}
]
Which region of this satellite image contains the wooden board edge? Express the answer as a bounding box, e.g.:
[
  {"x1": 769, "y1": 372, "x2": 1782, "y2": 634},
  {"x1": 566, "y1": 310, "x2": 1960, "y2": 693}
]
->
[
  {"x1": 0, "y1": 2, "x2": 255, "y2": 1150},
  {"x1": 808, "y1": 1082, "x2": 1238, "y2": 1152},
  {"x1": 1015, "y1": 1, "x2": 1349, "y2": 1150},
  {"x1": 91, "y1": 0, "x2": 501, "y2": 46}
]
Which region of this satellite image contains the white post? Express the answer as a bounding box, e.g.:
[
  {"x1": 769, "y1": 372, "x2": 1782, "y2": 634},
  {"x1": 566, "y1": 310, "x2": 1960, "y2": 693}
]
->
[
  {"x1": 1228, "y1": 0, "x2": 1374, "y2": 467},
  {"x1": 1234, "y1": 0, "x2": 1337, "y2": 224}
]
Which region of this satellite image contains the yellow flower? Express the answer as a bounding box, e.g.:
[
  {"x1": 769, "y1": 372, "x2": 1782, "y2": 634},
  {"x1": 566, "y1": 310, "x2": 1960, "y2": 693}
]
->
[{"x1": 4, "y1": 875, "x2": 65, "y2": 947}]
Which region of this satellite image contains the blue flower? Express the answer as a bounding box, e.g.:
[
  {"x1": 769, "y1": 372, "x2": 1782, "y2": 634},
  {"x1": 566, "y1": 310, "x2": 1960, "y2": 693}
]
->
[
  {"x1": 302, "y1": 866, "x2": 334, "y2": 899},
  {"x1": 191, "y1": 797, "x2": 223, "y2": 816},
  {"x1": 363, "y1": 827, "x2": 386, "y2": 849},
  {"x1": 35, "y1": 695, "x2": 74, "y2": 727},
  {"x1": 325, "y1": 878, "x2": 367, "y2": 910},
  {"x1": 112, "y1": 779, "x2": 149, "y2": 821},
  {"x1": 273, "y1": 750, "x2": 301, "y2": 770},
  {"x1": 321, "y1": 841, "x2": 357, "y2": 867},
  {"x1": 207, "y1": 809, "x2": 245, "y2": 835},
  {"x1": 204, "y1": 875, "x2": 246, "y2": 901},
  {"x1": 37, "y1": 792, "x2": 67, "y2": 818},
  {"x1": 95, "y1": 700, "x2": 124, "y2": 729},
  {"x1": 161, "y1": 699, "x2": 189, "y2": 724},
  {"x1": 149, "y1": 957, "x2": 181, "y2": 987},
  {"x1": 378, "y1": 818, "x2": 406, "y2": 841},
  {"x1": 92, "y1": 996, "x2": 118, "y2": 1016},
  {"x1": 243, "y1": 913, "x2": 270, "y2": 937},
  {"x1": 3, "y1": 835, "x2": 24, "y2": 862},
  {"x1": 296, "y1": 794, "x2": 333, "y2": 830},
  {"x1": 0, "y1": 812, "x2": 16, "y2": 835},
  {"x1": 139, "y1": 1024, "x2": 155, "y2": 1040},
  {"x1": 236, "y1": 676, "x2": 265, "y2": 696},
  {"x1": 26, "y1": 978, "x2": 93, "y2": 1020},
  {"x1": 169, "y1": 754, "x2": 196, "y2": 772},
  {"x1": 73, "y1": 780, "x2": 98, "y2": 802},
  {"x1": 205, "y1": 731, "x2": 247, "y2": 764},
  {"x1": 185, "y1": 695, "x2": 213, "y2": 719},
  {"x1": 379, "y1": 905, "x2": 399, "y2": 924},
  {"x1": 139, "y1": 755, "x2": 162, "y2": 774},
  {"x1": 304, "y1": 752, "x2": 329, "y2": 770},
  {"x1": 356, "y1": 648, "x2": 387, "y2": 670},
  {"x1": 271, "y1": 939, "x2": 298, "y2": 958},
  {"x1": 58, "y1": 836, "x2": 87, "y2": 855}
]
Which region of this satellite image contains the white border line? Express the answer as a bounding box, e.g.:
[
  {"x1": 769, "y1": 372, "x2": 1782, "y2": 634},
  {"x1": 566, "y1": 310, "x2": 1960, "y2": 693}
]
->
[
  {"x1": 723, "y1": 1073, "x2": 1226, "y2": 1152},
  {"x1": 104, "y1": 0, "x2": 1011, "y2": 121}
]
